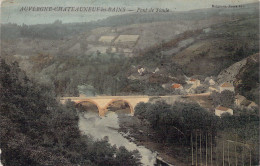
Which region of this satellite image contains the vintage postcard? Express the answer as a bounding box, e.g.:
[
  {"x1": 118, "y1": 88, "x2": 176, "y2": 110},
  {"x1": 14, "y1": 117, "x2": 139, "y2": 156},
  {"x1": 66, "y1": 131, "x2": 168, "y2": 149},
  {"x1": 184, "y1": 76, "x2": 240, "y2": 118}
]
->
[{"x1": 0, "y1": 0, "x2": 259, "y2": 165}]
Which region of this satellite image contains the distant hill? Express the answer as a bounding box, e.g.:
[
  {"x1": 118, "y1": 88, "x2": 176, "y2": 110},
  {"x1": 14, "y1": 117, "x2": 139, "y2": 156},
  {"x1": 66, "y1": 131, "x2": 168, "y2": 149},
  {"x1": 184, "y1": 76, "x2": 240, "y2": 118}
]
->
[
  {"x1": 170, "y1": 16, "x2": 259, "y2": 76},
  {"x1": 1, "y1": 2, "x2": 258, "y2": 98},
  {"x1": 1, "y1": 2, "x2": 258, "y2": 39}
]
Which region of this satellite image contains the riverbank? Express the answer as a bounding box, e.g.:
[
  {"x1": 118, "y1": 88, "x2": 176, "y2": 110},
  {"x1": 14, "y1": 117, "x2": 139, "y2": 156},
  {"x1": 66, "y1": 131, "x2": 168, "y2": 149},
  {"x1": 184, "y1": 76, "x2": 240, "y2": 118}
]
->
[
  {"x1": 78, "y1": 112, "x2": 158, "y2": 165},
  {"x1": 118, "y1": 114, "x2": 191, "y2": 166}
]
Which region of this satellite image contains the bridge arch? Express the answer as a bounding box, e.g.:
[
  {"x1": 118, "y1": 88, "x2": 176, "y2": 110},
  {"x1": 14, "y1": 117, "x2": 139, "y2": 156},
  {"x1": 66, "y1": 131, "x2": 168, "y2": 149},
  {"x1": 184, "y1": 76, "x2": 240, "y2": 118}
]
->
[
  {"x1": 76, "y1": 99, "x2": 102, "y2": 115},
  {"x1": 103, "y1": 99, "x2": 134, "y2": 115},
  {"x1": 61, "y1": 96, "x2": 151, "y2": 116}
]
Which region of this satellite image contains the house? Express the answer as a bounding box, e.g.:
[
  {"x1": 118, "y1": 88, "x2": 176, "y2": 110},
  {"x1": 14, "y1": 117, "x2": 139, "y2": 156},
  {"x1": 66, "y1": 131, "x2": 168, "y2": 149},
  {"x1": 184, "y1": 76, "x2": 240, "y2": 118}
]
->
[
  {"x1": 184, "y1": 84, "x2": 193, "y2": 93},
  {"x1": 138, "y1": 68, "x2": 145, "y2": 75},
  {"x1": 240, "y1": 100, "x2": 258, "y2": 109},
  {"x1": 204, "y1": 77, "x2": 215, "y2": 86},
  {"x1": 240, "y1": 100, "x2": 251, "y2": 107},
  {"x1": 162, "y1": 83, "x2": 173, "y2": 89},
  {"x1": 208, "y1": 86, "x2": 219, "y2": 93},
  {"x1": 187, "y1": 78, "x2": 200, "y2": 87},
  {"x1": 153, "y1": 67, "x2": 160, "y2": 74},
  {"x1": 186, "y1": 78, "x2": 201, "y2": 92},
  {"x1": 209, "y1": 79, "x2": 216, "y2": 86},
  {"x1": 248, "y1": 102, "x2": 258, "y2": 109},
  {"x1": 171, "y1": 83, "x2": 183, "y2": 89},
  {"x1": 215, "y1": 106, "x2": 233, "y2": 117},
  {"x1": 235, "y1": 94, "x2": 246, "y2": 106},
  {"x1": 219, "y1": 82, "x2": 234, "y2": 92}
]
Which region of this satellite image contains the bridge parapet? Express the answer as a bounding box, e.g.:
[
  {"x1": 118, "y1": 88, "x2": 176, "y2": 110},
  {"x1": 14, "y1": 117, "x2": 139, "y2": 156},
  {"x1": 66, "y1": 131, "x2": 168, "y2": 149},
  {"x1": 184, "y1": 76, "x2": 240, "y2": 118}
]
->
[
  {"x1": 60, "y1": 95, "x2": 184, "y2": 116},
  {"x1": 60, "y1": 96, "x2": 151, "y2": 116}
]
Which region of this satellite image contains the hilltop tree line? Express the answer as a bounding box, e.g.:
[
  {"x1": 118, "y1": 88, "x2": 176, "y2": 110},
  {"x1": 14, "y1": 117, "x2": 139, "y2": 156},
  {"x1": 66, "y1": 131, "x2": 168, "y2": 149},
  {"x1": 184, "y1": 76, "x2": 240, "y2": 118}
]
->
[
  {"x1": 1, "y1": 9, "x2": 232, "y2": 40},
  {"x1": 0, "y1": 59, "x2": 141, "y2": 166}
]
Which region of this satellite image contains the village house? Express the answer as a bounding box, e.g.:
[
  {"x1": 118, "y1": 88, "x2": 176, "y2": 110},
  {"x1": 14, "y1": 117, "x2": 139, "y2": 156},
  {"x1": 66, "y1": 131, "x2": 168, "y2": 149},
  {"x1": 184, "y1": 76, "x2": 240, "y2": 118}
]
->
[
  {"x1": 235, "y1": 94, "x2": 246, "y2": 106},
  {"x1": 208, "y1": 86, "x2": 219, "y2": 93},
  {"x1": 204, "y1": 77, "x2": 216, "y2": 86},
  {"x1": 153, "y1": 67, "x2": 160, "y2": 74},
  {"x1": 248, "y1": 102, "x2": 258, "y2": 109},
  {"x1": 162, "y1": 83, "x2": 172, "y2": 89},
  {"x1": 187, "y1": 78, "x2": 200, "y2": 87},
  {"x1": 209, "y1": 79, "x2": 215, "y2": 86},
  {"x1": 215, "y1": 106, "x2": 233, "y2": 117},
  {"x1": 241, "y1": 100, "x2": 258, "y2": 109},
  {"x1": 219, "y1": 82, "x2": 235, "y2": 92},
  {"x1": 171, "y1": 83, "x2": 183, "y2": 90},
  {"x1": 185, "y1": 78, "x2": 201, "y2": 93},
  {"x1": 235, "y1": 94, "x2": 258, "y2": 109},
  {"x1": 183, "y1": 84, "x2": 193, "y2": 93},
  {"x1": 138, "y1": 67, "x2": 145, "y2": 76}
]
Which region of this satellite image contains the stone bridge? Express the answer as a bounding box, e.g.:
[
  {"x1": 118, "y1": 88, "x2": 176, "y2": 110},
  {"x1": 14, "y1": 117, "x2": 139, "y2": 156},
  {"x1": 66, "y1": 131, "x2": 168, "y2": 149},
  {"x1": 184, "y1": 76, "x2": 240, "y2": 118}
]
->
[{"x1": 60, "y1": 95, "x2": 182, "y2": 116}]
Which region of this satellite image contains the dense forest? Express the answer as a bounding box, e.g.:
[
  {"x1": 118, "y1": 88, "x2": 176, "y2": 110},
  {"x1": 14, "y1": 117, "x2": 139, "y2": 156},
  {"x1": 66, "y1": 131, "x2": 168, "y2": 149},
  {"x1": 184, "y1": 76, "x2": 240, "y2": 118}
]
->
[
  {"x1": 236, "y1": 59, "x2": 259, "y2": 103},
  {"x1": 134, "y1": 101, "x2": 259, "y2": 165},
  {"x1": 0, "y1": 59, "x2": 141, "y2": 166}
]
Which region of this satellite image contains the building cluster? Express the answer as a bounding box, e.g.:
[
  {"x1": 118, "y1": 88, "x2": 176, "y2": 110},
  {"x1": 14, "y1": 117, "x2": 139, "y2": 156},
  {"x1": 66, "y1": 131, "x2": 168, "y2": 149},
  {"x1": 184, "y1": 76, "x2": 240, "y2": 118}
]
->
[
  {"x1": 161, "y1": 75, "x2": 257, "y2": 117},
  {"x1": 129, "y1": 65, "x2": 258, "y2": 118},
  {"x1": 235, "y1": 94, "x2": 257, "y2": 109},
  {"x1": 170, "y1": 78, "x2": 201, "y2": 93},
  {"x1": 212, "y1": 83, "x2": 257, "y2": 117}
]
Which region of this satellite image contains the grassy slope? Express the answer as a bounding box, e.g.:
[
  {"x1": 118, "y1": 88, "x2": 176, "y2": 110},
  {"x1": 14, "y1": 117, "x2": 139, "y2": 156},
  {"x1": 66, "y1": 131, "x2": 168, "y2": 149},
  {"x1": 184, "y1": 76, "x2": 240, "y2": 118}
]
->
[{"x1": 171, "y1": 16, "x2": 259, "y2": 76}]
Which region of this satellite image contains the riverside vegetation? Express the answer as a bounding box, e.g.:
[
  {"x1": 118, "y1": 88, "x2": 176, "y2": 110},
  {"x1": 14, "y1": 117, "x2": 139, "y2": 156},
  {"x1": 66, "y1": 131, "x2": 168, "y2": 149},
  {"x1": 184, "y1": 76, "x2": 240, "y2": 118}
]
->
[
  {"x1": 0, "y1": 59, "x2": 141, "y2": 166},
  {"x1": 134, "y1": 101, "x2": 259, "y2": 165}
]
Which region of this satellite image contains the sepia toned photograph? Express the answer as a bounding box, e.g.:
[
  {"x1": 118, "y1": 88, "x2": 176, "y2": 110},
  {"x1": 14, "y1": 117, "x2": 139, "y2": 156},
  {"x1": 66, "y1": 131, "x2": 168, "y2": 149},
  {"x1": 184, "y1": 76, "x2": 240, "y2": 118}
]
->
[{"x1": 0, "y1": 0, "x2": 259, "y2": 165}]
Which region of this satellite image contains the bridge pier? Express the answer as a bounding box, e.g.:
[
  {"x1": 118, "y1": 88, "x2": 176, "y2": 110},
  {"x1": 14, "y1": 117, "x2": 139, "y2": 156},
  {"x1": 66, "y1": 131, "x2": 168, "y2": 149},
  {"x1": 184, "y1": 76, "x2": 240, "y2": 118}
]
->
[
  {"x1": 60, "y1": 96, "x2": 152, "y2": 116},
  {"x1": 99, "y1": 108, "x2": 107, "y2": 116}
]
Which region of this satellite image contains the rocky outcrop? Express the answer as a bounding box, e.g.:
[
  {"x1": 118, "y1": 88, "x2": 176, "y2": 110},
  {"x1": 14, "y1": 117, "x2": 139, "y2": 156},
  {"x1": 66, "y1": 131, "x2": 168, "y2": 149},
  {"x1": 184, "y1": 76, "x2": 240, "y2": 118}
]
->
[{"x1": 217, "y1": 53, "x2": 258, "y2": 85}]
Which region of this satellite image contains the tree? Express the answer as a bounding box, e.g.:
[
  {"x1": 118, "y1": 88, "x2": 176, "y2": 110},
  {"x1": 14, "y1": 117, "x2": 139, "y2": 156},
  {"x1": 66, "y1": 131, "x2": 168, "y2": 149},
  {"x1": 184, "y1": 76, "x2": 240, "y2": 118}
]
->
[
  {"x1": 135, "y1": 101, "x2": 219, "y2": 145},
  {"x1": 211, "y1": 90, "x2": 235, "y2": 108}
]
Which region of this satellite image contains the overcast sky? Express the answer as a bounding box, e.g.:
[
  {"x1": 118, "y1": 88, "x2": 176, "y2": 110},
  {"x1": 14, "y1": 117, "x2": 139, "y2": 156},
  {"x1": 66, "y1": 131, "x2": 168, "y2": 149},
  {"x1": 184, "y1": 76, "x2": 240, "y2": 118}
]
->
[{"x1": 0, "y1": 0, "x2": 258, "y2": 25}]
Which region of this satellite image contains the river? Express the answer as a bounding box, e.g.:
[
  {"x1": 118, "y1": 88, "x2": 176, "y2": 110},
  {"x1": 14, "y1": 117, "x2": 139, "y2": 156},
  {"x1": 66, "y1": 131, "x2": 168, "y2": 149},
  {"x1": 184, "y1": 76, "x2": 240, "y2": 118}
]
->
[{"x1": 78, "y1": 111, "x2": 157, "y2": 166}]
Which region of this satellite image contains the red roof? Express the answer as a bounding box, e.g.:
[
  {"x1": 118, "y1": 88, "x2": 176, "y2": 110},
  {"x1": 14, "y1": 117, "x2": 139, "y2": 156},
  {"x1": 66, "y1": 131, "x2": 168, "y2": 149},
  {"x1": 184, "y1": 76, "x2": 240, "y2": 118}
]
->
[{"x1": 172, "y1": 84, "x2": 182, "y2": 89}]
